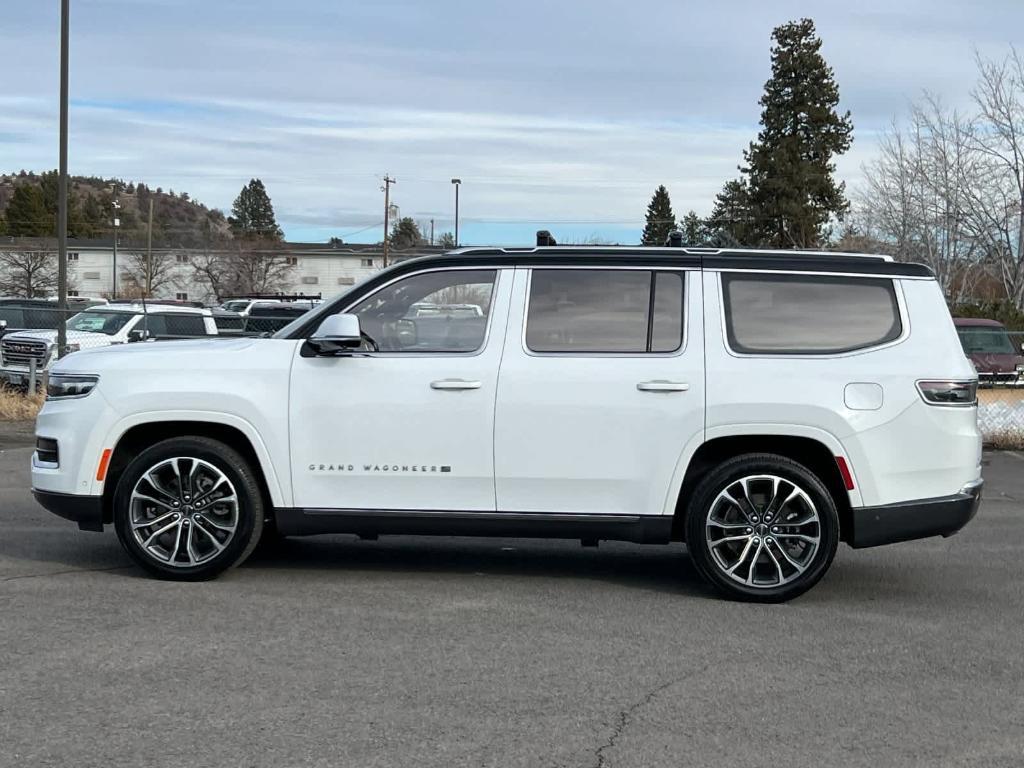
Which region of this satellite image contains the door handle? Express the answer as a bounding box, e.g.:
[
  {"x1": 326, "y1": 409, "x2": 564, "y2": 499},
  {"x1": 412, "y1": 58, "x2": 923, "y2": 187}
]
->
[
  {"x1": 636, "y1": 380, "x2": 689, "y2": 393},
  {"x1": 430, "y1": 379, "x2": 482, "y2": 391}
]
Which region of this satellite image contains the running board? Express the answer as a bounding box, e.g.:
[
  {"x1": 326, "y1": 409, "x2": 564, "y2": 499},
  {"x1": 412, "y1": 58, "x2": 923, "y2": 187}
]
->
[{"x1": 274, "y1": 508, "x2": 673, "y2": 544}]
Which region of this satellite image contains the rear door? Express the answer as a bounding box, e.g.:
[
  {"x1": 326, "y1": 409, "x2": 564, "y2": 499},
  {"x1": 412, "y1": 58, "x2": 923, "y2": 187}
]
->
[{"x1": 493, "y1": 266, "x2": 704, "y2": 516}]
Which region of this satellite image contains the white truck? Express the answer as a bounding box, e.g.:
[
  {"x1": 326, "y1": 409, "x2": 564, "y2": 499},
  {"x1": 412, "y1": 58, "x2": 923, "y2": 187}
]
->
[
  {"x1": 1, "y1": 303, "x2": 218, "y2": 387},
  {"x1": 30, "y1": 243, "x2": 982, "y2": 601}
]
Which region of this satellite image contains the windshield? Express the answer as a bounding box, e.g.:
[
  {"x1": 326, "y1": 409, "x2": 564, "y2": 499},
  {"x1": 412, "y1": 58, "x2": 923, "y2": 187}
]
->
[
  {"x1": 221, "y1": 300, "x2": 251, "y2": 312},
  {"x1": 957, "y1": 327, "x2": 1016, "y2": 355},
  {"x1": 67, "y1": 310, "x2": 135, "y2": 335}
]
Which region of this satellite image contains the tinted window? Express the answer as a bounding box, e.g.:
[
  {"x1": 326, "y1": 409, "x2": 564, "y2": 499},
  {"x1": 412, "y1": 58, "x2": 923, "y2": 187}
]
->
[
  {"x1": 722, "y1": 274, "x2": 902, "y2": 355},
  {"x1": 348, "y1": 270, "x2": 496, "y2": 352},
  {"x1": 957, "y1": 327, "x2": 1014, "y2": 355},
  {"x1": 526, "y1": 270, "x2": 684, "y2": 353},
  {"x1": 141, "y1": 314, "x2": 207, "y2": 337}
]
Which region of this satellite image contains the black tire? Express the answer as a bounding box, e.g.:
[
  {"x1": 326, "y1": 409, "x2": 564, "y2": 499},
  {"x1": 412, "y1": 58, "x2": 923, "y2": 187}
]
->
[
  {"x1": 685, "y1": 453, "x2": 839, "y2": 602},
  {"x1": 113, "y1": 436, "x2": 264, "y2": 581}
]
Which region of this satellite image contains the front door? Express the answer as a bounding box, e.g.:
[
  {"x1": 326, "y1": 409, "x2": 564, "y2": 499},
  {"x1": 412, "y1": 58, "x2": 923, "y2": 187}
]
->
[
  {"x1": 289, "y1": 268, "x2": 510, "y2": 511},
  {"x1": 494, "y1": 266, "x2": 704, "y2": 516}
]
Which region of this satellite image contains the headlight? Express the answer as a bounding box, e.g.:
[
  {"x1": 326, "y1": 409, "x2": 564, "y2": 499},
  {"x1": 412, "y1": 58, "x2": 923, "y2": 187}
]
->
[
  {"x1": 46, "y1": 373, "x2": 99, "y2": 399},
  {"x1": 66, "y1": 343, "x2": 81, "y2": 353}
]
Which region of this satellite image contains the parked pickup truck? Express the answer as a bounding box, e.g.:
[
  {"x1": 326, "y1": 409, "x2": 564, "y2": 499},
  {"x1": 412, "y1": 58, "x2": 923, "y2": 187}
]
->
[
  {"x1": 1, "y1": 303, "x2": 218, "y2": 387},
  {"x1": 31, "y1": 240, "x2": 982, "y2": 601}
]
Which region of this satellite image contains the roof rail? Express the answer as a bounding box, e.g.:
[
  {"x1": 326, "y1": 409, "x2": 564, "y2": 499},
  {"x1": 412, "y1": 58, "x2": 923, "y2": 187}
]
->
[
  {"x1": 536, "y1": 230, "x2": 557, "y2": 247},
  {"x1": 219, "y1": 292, "x2": 323, "y2": 301}
]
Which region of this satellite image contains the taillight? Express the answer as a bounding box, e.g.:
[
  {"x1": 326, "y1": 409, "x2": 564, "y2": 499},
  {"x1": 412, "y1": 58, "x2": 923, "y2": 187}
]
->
[{"x1": 916, "y1": 380, "x2": 977, "y2": 406}]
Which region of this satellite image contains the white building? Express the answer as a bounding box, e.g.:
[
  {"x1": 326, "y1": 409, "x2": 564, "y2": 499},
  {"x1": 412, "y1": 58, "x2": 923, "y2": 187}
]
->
[{"x1": 0, "y1": 238, "x2": 443, "y2": 303}]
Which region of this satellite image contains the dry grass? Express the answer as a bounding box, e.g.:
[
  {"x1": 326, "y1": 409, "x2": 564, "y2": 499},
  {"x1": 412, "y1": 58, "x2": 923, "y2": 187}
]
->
[{"x1": 0, "y1": 388, "x2": 44, "y2": 421}]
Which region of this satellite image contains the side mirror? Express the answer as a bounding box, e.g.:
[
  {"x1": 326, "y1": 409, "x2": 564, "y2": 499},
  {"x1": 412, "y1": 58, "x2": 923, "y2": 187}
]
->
[
  {"x1": 128, "y1": 328, "x2": 149, "y2": 343},
  {"x1": 304, "y1": 314, "x2": 362, "y2": 356}
]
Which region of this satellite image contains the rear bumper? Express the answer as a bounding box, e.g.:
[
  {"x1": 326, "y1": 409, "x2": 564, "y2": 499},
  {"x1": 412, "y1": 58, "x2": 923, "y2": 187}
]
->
[
  {"x1": 32, "y1": 489, "x2": 104, "y2": 532},
  {"x1": 850, "y1": 479, "x2": 982, "y2": 548}
]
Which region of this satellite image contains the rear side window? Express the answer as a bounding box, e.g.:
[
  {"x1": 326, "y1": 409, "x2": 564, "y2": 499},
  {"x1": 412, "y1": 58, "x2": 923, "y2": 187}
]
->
[
  {"x1": 722, "y1": 274, "x2": 902, "y2": 355},
  {"x1": 526, "y1": 269, "x2": 685, "y2": 353},
  {"x1": 142, "y1": 313, "x2": 207, "y2": 338}
]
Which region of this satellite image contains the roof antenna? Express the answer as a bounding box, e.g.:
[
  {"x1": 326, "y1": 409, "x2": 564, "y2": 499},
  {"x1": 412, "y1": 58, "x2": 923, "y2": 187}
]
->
[
  {"x1": 536, "y1": 230, "x2": 557, "y2": 247},
  {"x1": 664, "y1": 230, "x2": 684, "y2": 247}
]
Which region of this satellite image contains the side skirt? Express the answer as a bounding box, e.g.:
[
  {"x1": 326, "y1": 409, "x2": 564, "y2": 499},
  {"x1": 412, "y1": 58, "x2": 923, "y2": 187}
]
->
[{"x1": 275, "y1": 508, "x2": 674, "y2": 545}]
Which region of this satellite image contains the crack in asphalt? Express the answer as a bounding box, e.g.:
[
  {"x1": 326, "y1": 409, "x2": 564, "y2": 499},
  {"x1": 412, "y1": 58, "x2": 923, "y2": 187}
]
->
[
  {"x1": 1, "y1": 565, "x2": 132, "y2": 583},
  {"x1": 591, "y1": 667, "x2": 707, "y2": 768}
]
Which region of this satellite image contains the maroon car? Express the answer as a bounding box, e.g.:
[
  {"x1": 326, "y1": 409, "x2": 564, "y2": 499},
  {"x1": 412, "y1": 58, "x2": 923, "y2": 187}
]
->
[{"x1": 953, "y1": 318, "x2": 1024, "y2": 386}]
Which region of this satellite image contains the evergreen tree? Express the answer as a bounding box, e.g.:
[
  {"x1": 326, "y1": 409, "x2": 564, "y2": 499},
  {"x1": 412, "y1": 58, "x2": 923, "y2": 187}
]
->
[
  {"x1": 229, "y1": 178, "x2": 283, "y2": 239},
  {"x1": 5, "y1": 184, "x2": 51, "y2": 236},
  {"x1": 680, "y1": 210, "x2": 707, "y2": 245},
  {"x1": 707, "y1": 179, "x2": 754, "y2": 246},
  {"x1": 389, "y1": 217, "x2": 424, "y2": 249},
  {"x1": 741, "y1": 18, "x2": 853, "y2": 248},
  {"x1": 641, "y1": 185, "x2": 676, "y2": 246}
]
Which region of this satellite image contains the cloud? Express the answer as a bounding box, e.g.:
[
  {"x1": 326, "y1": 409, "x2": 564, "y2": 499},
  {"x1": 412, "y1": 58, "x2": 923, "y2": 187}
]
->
[{"x1": 3, "y1": 0, "x2": 1022, "y2": 243}]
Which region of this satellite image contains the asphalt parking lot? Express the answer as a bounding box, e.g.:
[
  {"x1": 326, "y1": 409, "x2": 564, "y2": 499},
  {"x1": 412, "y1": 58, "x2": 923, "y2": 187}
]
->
[{"x1": 1, "y1": 437, "x2": 1023, "y2": 768}]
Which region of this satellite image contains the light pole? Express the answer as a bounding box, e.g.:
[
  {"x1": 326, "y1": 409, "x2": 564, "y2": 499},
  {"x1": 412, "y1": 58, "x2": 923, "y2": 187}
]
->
[
  {"x1": 451, "y1": 178, "x2": 461, "y2": 247},
  {"x1": 56, "y1": 0, "x2": 70, "y2": 358},
  {"x1": 381, "y1": 175, "x2": 396, "y2": 267},
  {"x1": 111, "y1": 199, "x2": 120, "y2": 299}
]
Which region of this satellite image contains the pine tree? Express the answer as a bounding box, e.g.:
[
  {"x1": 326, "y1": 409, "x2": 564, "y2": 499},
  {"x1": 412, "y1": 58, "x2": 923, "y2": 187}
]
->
[
  {"x1": 680, "y1": 210, "x2": 707, "y2": 245},
  {"x1": 5, "y1": 184, "x2": 52, "y2": 236},
  {"x1": 741, "y1": 18, "x2": 853, "y2": 248},
  {"x1": 389, "y1": 217, "x2": 423, "y2": 249},
  {"x1": 707, "y1": 179, "x2": 754, "y2": 246},
  {"x1": 229, "y1": 178, "x2": 283, "y2": 240},
  {"x1": 641, "y1": 185, "x2": 676, "y2": 246}
]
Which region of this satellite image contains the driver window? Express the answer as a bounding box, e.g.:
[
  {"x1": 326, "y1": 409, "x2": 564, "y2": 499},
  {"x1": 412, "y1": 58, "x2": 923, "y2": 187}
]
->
[{"x1": 347, "y1": 270, "x2": 496, "y2": 353}]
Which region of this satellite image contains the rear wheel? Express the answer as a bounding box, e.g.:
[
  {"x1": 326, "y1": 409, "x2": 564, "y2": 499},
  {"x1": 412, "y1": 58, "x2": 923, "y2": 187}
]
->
[
  {"x1": 113, "y1": 437, "x2": 264, "y2": 580},
  {"x1": 685, "y1": 453, "x2": 839, "y2": 602}
]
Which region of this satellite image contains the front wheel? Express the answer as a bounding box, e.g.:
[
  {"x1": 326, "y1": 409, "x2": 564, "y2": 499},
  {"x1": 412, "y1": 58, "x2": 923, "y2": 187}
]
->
[
  {"x1": 685, "y1": 453, "x2": 839, "y2": 602},
  {"x1": 113, "y1": 437, "x2": 264, "y2": 580}
]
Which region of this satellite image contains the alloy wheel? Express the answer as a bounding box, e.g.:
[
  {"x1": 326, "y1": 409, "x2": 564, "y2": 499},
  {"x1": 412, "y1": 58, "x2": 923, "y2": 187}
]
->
[
  {"x1": 704, "y1": 474, "x2": 822, "y2": 589},
  {"x1": 128, "y1": 457, "x2": 240, "y2": 568}
]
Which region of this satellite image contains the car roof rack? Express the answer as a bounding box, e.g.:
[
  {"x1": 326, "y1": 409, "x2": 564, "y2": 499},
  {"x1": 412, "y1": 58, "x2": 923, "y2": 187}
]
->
[
  {"x1": 536, "y1": 230, "x2": 558, "y2": 247},
  {"x1": 220, "y1": 292, "x2": 322, "y2": 301}
]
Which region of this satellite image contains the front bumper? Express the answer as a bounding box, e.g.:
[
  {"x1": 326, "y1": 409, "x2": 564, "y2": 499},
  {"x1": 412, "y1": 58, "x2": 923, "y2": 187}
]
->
[
  {"x1": 32, "y1": 489, "x2": 104, "y2": 532},
  {"x1": 850, "y1": 479, "x2": 983, "y2": 548}
]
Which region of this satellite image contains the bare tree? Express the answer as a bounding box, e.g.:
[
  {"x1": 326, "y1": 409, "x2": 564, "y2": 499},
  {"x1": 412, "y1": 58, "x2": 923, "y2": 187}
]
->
[
  {"x1": 971, "y1": 47, "x2": 1024, "y2": 308},
  {"x1": 119, "y1": 249, "x2": 180, "y2": 298},
  {"x1": 189, "y1": 241, "x2": 295, "y2": 300},
  {"x1": 858, "y1": 97, "x2": 985, "y2": 300},
  {"x1": 229, "y1": 241, "x2": 295, "y2": 295},
  {"x1": 0, "y1": 247, "x2": 61, "y2": 297}
]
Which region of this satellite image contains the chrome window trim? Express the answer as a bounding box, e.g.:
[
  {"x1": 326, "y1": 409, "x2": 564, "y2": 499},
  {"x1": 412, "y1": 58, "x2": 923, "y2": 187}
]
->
[
  {"x1": 331, "y1": 266, "x2": 508, "y2": 359},
  {"x1": 714, "y1": 270, "x2": 912, "y2": 360},
  {"x1": 520, "y1": 266, "x2": 693, "y2": 359}
]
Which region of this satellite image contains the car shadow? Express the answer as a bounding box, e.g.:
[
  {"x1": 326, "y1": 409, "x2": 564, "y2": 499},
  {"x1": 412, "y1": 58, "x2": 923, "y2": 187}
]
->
[{"x1": 243, "y1": 535, "x2": 713, "y2": 597}]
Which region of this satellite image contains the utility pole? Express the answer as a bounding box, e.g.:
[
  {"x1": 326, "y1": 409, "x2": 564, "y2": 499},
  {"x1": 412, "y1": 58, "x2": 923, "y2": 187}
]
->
[
  {"x1": 111, "y1": 199, "x2": 120, "y2": 299},
  {"x1": 430, "y1": 218, "x2": 435, "y2": 246},
  {"x1": 451, "y1": 178, "x2": 461, "y2": 247},
  {"x1": 145, "y1": 197, "x2": 154, "y2": 296},
  {"x1": 381, "y1": 175, "x2": 396, "y2": 267},
  {"x1": 56, "y1": 0, "x2": 70, "y2": 359}
]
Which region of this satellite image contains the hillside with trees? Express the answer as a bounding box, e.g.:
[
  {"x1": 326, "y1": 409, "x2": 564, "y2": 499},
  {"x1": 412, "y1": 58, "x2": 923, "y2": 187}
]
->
[{"x1": 0, "y1": 171, "x2": 230, "y2": 247}]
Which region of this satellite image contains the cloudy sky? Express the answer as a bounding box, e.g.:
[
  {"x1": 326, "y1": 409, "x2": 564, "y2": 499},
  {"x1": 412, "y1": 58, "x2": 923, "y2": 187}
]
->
[{"x1": 3, "y1": 0, "x2": 1022, "y2": 244}]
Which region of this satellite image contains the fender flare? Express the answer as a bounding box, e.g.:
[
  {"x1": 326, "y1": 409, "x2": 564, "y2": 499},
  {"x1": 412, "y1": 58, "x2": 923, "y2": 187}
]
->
[
  {"x1": 94, "y1": 409, "x2": 288, "y2": 507},
  {"x1": 660, "y1": 423, "x2": 863, "y2": 515}
]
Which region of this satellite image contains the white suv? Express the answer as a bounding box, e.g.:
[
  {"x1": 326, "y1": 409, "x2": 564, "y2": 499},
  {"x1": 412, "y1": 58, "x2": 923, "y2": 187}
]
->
[
  {"x1": 1, "y1": 303, "x2": 218, "y2": 386},
  {"x1": 30, "y1": 245, "x2": 983, "y2": 601}
]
